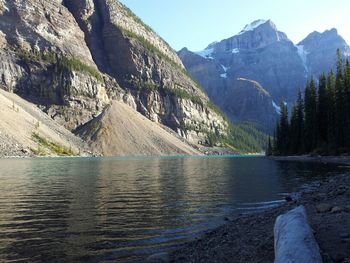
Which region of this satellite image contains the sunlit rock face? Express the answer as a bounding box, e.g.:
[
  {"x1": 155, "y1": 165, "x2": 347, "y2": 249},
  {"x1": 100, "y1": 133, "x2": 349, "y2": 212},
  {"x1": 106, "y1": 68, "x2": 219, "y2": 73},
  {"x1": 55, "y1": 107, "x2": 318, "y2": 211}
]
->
[{"x1": 0, "y1": 0, "x2": 230, "y2": 146}]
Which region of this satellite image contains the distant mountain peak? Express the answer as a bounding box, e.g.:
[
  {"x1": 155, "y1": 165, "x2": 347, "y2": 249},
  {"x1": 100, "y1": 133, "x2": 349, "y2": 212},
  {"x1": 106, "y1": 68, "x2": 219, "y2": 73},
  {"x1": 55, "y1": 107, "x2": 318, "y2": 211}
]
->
[
  {"x1": 238, "y1": 19, "x2": 276, "y2": 35},
  {"x1": 299, "y1": 27, "x2": 349, "y2": 56}
]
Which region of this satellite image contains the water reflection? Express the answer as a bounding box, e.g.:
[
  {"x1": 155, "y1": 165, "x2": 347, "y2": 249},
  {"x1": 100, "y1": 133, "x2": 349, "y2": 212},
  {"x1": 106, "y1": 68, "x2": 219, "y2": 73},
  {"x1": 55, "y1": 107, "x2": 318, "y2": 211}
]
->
[{"x1": 0, "y1": 157, "x2": 338, "y2": 262}]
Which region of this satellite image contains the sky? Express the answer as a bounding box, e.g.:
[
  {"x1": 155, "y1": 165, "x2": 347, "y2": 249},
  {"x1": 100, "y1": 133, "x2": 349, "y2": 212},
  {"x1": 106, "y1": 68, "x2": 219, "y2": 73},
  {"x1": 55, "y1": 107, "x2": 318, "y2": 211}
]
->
[{"x1": 119, "y1": 0, "x2": 350, "y2": 52}]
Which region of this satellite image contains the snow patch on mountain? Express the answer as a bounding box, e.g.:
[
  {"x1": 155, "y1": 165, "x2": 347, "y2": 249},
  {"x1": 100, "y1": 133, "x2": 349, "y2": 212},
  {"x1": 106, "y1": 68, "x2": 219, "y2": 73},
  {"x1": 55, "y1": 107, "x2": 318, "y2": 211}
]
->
[
  {"x1": 221, "y1": 65, "x2": 229, "y2": 72},
  {"x1": 272, "y1": 101, "x2": 281, "y2": 114},
  {"x1": 238, "y1": 19, "x2": 267, "y2": 35},
  {"x1": 296, "y1": 45, "x2": 308, "y2": 72},
  {"x1": 232, "y1": 48, "x2": 240, "y2": 54},
  {"x1": 195, "y1": 48, "x2": 214, "y2": 59},
  {"x1": 220, "y1": 65, "x2": 229, "y2": 78}
]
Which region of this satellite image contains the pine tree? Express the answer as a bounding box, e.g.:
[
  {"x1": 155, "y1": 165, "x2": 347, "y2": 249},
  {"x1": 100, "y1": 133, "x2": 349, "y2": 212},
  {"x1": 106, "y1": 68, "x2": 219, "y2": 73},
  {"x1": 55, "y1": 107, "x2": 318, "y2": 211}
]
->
[
  {"x1": 289, "y1": 105, "x2": 299, "y2": 154},
  {"x1": 278, "y1": 101, "x2": 289, "y2": 155},
  {"x1": 326, "y1": 71, "x2": 336, "y2": 152},
  {"x1": 317, "y1": 74, "x2": 328, "y2": 148},
  {"x1": 334, "y1": 49, "x2": 346, "y2": 149},
  {"x1": 266, "y1": 137, "x2": 273, "y2": 156},
  {"x1": 295, "y1": 90, "x2": 304, "y2": 153},
  {"x1": 272, "y1": 128, "x2": 277, "y2": 155},
  {"x1": 304, "y1": 79, "x2": 318, "y2": 152},
  {"x1": 275, "y1": 122, "x2": 281, "y2": 155},
  {"x1": 289, "y1": 90, "x2": 304, "y2": 155},
  {"x1": 344, "y1": 59, "x2": 350, "y2": 148}
]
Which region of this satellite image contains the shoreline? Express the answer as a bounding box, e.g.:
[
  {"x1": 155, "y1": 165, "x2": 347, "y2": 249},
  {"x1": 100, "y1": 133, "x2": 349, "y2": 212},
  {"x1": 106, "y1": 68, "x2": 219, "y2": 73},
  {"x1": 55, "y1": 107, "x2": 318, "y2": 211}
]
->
[
  {"x1": 270, "y1": 155, "x2": 350, "y2": 166},
  {"x1": 168, "y1": 156, "x2": 350, "y2": 263},
  {"x1": 0, "y1": 153, "x2": 264, "y2": 160}
]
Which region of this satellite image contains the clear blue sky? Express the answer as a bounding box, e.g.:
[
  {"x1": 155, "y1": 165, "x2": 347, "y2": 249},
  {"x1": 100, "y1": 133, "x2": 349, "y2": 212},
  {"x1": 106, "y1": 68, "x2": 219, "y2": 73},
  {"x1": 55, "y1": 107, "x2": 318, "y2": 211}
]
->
[{"x1": 119, "y1": 0, "x2": 350, "y2": 52}]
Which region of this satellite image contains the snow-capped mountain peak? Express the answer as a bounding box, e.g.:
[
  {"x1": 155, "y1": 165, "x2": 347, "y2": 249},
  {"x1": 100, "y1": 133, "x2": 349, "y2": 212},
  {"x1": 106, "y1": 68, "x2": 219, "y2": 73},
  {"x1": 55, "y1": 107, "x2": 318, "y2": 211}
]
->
[{"x1": 238, "y1": 19, "x2": 269, "y2": 35}]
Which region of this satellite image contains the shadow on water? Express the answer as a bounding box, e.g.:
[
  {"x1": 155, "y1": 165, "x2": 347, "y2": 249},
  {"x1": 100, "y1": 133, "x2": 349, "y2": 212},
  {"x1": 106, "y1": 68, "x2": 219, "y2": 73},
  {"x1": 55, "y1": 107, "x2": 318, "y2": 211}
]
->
[{"x1": 0, "y1": 156, "x2": 340, "y2": 262}]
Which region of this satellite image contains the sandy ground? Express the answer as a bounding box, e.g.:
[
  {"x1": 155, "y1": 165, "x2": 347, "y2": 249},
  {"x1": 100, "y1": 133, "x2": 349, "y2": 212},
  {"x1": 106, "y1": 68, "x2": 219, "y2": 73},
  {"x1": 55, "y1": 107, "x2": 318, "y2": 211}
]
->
[
  {"x1": 78, "y1": 100, "x2": 201, "y2": 156},
  {"x1": 0, "y1": 89, "x2": 89, "y2": 157},
  {"x1": 168, "y1": 157, "x2": 350, "y2": 263}
]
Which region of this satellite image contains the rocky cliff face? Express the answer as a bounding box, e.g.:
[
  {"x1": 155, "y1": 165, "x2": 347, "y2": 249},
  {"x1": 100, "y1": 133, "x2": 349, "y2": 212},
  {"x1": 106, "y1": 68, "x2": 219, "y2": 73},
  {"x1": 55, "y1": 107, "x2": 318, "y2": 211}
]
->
[
  {"x1": 178, "y1": 20, "x2": 350, "y2": 131},
  {"x1": 220, "y1": 78, "x2": 278, "y2": 130},
  {"x1": 0, "y1": 0, "x2": 237, "y2": 155}
]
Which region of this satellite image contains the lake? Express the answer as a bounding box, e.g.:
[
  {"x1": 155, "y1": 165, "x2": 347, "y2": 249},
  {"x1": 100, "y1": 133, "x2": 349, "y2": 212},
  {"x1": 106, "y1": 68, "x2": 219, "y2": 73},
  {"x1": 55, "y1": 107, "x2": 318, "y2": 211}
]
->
[{"x1": 0, "y1": 156, "x2": 339, "y2": 262}]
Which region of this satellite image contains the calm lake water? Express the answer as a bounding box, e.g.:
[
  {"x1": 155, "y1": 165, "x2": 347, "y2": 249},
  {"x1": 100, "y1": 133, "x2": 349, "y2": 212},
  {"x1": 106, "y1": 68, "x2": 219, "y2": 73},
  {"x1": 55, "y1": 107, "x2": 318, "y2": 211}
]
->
[{"x1": 0, "y1": 156, "x2": 339, "y2": 262}]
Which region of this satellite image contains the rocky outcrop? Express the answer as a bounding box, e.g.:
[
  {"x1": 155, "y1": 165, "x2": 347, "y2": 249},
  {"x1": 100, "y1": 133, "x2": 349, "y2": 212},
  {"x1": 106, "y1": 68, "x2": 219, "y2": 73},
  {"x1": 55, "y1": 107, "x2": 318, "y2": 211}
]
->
[
  {"x1": 60, "y1": 0, "x2": 226, "y2": 144},
  {"x1": 0, "y1": 48, "x2": 110, "y2": 131},
  {"x1": 178, "y1": 20, "x2": 350, "y2": 132},
  {"x1": 0, "y1": 0, "x2": 245, "y2": 155},
  {"x1": 0, "y1": 0, "x2": 95, "y2": 66}
]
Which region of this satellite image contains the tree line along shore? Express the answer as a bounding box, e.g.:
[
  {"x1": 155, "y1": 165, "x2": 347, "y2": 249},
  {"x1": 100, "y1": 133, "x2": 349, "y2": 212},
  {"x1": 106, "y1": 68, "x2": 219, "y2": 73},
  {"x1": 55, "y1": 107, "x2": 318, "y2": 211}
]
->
[{"x1": 267, "y1": 50, "x2": 350, "y2": 156}]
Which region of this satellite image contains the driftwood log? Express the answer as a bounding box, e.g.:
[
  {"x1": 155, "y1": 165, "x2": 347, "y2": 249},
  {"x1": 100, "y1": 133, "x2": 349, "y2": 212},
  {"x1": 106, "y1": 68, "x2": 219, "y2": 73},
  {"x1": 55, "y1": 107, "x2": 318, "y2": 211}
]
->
[{"x1": 274, "y1": 206, "x2": 322, "y2": 263}]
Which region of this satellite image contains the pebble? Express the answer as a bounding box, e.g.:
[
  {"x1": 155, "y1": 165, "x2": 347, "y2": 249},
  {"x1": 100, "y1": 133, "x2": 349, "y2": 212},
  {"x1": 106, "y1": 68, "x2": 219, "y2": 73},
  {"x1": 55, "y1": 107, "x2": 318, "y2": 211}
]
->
[
  {"x1": 316, "y1": 203, "x2": 332, "y2": 213},
  {"x1": 330, "y1": 206, "x2": 345, "y2": 213}
]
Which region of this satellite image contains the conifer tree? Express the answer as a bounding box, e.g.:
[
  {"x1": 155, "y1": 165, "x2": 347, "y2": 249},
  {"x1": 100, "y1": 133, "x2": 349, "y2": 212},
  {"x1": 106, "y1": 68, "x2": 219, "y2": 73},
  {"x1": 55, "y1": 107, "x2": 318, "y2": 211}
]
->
[
  {"x1": 304, "y1": 79, "x2": 318, "y2": 152},
  {"x1": 278, "y1": 101, "x2": 289, "y2": 155},
  {"x1": 344, "y1": 59, "x2": 350, "y2": 148},
  {"x1": 289, "y1": 105, "x2": 299, "y2": 154},
  {"x1": 326, "y1": 71, "x2": 336, "y2": 152},
  {"x1": 317, "y1": 74, "x2": 328, "y2": 148},
  {"x1": 272, "y1": 129, "x2": 277, "y2": 155},
  {"x1": 334, "y1": 49, "x2": 346, "y2": 149},
  {"x1": 266, "y1": 137, "x2": 273, "y2": 156},
  {"x1": 295, "y1": 90, "x2": 304, "y2": 153}
]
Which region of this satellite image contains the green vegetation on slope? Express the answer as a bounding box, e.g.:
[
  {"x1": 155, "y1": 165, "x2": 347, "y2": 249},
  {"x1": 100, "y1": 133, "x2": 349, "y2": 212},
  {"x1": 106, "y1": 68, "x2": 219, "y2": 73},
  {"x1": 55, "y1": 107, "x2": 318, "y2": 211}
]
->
[
  {"x1": 268, "y1": 50, "x2": 350, "y2": 156},
  {"x1": 163, "y1": 86, "x2": 204, "y2": 106},
  {"x1": 206, "y1": 124, "x2": 264, "y2": 153},
  {"x1": 18, "y1": 50, "x2": 103, "y2": 82},
  {"x1": 31, "y1": 133, "x2": 76, "y2": 156},
  {"x1": 56, "y1": 56, "x2": 103, "y2": 82}
]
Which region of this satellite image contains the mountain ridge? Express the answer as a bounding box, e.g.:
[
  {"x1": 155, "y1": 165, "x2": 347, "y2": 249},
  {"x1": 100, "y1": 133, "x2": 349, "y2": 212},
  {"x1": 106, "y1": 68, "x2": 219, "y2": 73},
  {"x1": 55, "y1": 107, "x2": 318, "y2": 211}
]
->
[
  {"x1": 178, "y1": 19, "x2": 350, "y2": 132},
  {"x1": 0, "y1": 0, "x2": 264, "y2": 156}
]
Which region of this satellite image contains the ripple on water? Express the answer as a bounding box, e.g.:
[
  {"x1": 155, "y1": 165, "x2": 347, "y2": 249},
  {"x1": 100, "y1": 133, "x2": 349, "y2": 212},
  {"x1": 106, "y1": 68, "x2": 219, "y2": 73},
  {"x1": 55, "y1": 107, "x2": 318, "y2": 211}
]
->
[{"x1": 0, "y1": 156, "x2": 339, "y2": 262}]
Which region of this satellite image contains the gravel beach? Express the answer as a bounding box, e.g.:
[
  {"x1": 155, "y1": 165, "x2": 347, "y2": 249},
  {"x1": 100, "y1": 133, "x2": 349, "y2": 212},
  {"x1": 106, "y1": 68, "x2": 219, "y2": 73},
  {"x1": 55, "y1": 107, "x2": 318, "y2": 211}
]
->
[{"x1": 169, "y1": 157, "x2": 350, "y2": 263}]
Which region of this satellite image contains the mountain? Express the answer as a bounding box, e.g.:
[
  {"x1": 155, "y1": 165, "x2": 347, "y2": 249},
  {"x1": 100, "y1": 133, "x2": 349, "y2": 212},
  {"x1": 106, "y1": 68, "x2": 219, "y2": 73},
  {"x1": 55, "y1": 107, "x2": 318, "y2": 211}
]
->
[
  {"x1": 298, "y1": 28, "x2": 350, "y2": 78},
  {"x1": 178, "y1": 19, "x2": 350, "y2": 132},
  {"x1": 0, "y1": 0, "x2": 263, "y2": 156}
]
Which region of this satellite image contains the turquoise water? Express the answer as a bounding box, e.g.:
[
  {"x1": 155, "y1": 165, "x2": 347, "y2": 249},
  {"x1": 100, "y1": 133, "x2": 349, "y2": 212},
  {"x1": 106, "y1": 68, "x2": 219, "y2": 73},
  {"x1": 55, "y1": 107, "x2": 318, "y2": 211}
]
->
[{"x1": 0, "y1": 156, "x2": 338, "y2": 262}]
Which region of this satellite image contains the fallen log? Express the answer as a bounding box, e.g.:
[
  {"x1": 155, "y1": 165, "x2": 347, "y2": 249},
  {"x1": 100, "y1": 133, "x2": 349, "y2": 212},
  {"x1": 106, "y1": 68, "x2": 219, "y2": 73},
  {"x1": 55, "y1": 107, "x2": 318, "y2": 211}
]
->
[{"x1": 274, "y1": 206, "x2": 322, "y2": 263}]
